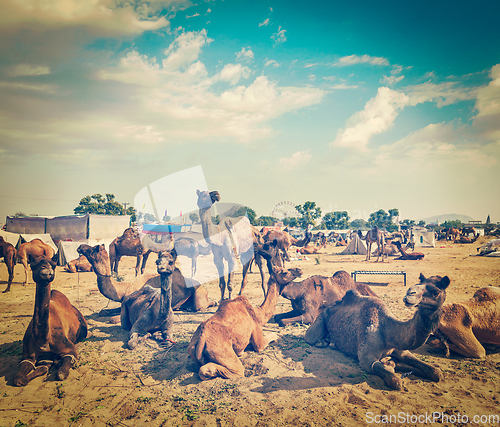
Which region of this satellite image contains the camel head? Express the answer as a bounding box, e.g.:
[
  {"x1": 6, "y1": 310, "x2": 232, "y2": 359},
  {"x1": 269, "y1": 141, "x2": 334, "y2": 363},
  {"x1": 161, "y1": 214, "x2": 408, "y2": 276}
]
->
[
  {"x1": 30, "y1": 256, "x2": 56, "y2": 283},
  {"x1": 403, "y1": 273, "x2": 450, "y2": 309},
  {"x1": 271, "y1": 265, "x2": 302, "y2": 291},
  {"x1": 258, "y1": 239, "x2": 280, "y2": 262},
  {"x1": 77, "y1": 244, "x2": 112, "y2": 276},
  {"x1": 196, "y1": 190, "x2": 221, "y2": 209},
  {"x1": 156, "y1": 250, "x2": 177, "y2": 275}
]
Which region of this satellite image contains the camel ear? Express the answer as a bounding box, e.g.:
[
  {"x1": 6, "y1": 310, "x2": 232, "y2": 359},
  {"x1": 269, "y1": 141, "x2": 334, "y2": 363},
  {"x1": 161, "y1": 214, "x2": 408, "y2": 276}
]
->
[
  {"x1": 171, "y1": 248, "x2": 177, "y2": 260},
  {"x1": 419, "y1": 273, "x2": 426, "y2": 282},
  {"x1": 196, "y1": 189, "x2": 200, "y2": 196},
  {"x1": 51, "y1": 253, "x2": 59, "y2": 265},
  {"x1": 437, "y1": 276, "x2": 450, "y2": 290},
  {"x1": 272, "y1": 239, "x2": 278, "y2": 248}
]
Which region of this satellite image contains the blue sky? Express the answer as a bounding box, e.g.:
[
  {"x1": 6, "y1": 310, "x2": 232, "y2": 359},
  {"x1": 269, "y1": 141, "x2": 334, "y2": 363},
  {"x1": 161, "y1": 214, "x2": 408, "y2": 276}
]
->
[{"x1": 1, "y1": 0, "x2": 499, "y2": 224}]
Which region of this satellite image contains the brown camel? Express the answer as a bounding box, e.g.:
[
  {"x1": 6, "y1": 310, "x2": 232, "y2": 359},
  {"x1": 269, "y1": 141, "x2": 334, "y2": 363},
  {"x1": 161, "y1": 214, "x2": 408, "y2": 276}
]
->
[
  {"x1": 187, "y1": 259, "x2": 302, "y2": 380},
  {"x1": 305, "y1": 273, "x2": 449, "y2": 390},
  {"x1": 456, "y1": 235, "x2": 478, "y2": 244},
  {"x1": 0, "y1": 236, "x2": 16, "y2": 292},
  {"x1": 196, "y1": 190, "x2": 264, "y2": 301},
  {"x1": 393, "y1": 241, "x2": 425, "y2": 260},
  {"x1": 461, "y1": 227, "x2": 477, "y2": 238},
  {"x1": 427, "y1": 286, "x2": 500, "y2": 359},
  {"x1": 275, "y1": 269, "x2": 378, "y2": 326},
  {"x1": 77, "y1": 244, "x2": 216, "y2": 318},
  {"x1": 446, "y1": 227, "x2": 461, "y2": 241},
  {"x1": 297, "y1": 240, "x2": 326, "y2": 255},
  {"x1": 120, "y1": 250, "x2": 179, "y2": 349},
  {"x1": 373, "y1": 242, "x2": 399, "y2": 257},
  {"x1": 17, "y1": 239, "x2": 55, "y2": 285},
  {"x1": 358, "y1": 227, "x2": 385, "y2": 262},
  {"x1": 109, "y1": 228, "x2": 144, "y2": 276},
  {"x1": 14, "y1": 256, "x2": 87, "y2": 386},
  {"x1": 64, "y1": 255, "x2": 93, "y2": 273},
  {"x1": 263, "y1": 230, "x2": 311, "y2": 264}
]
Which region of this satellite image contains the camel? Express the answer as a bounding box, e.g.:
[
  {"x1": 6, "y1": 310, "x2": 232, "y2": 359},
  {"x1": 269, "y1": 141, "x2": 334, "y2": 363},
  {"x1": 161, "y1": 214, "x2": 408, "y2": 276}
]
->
[
  {"x1": 0, "y1": 236, "x2": 16, "y2": 292},
  {"x1": 263, "y1": 230, "x2": 311, "y2": 264},
  {"x1": 120, "y1": 250, "x2": 178, "y2": 349},
  {"x1": 17, "y1": 239, "x2": 55, "y2": 286},
  {"x1": 358, "y1": 227, "x2": 385, "y2": 262},
  {"x1": 138, "y1": 232, "x2": 174, "y2": 274},
  {"x1": 274, "y1": 270, "x2": 379, "y2": 326},
  {"x1": 297, "y1": 241, "x2": 326, "y2": 255},
  {"x1": 393, "y1": 241, "x2": 425, "y2": 260},
  {"x1": 64, "y1": 255, "x2": 93, "y2": 273},
  {"x1": 446, "y1": 228, "x2": 461, "y2": 241},
  {"x1": 373, "y1": 242, "x2": 399, "y2": 257},
  {"x1": 187, "y1": 255, "x2": 303, "y2": 380},
  {"x1": 456, "y1": 235, "x2": 478, "y2": 244},
  {"x1": 14, "y1": 256, "x2": 87, "y2": 386},
  {"x1": 461, "y1": 227, "x2": 477, "y2": 238},
  {"x1": 109, "y1": 228, "x2": 144, "y2": 276},
  {"x1": 174, "y1": 237, "x2": 212, "y2": 278},
  {"x1": 196, "y1": 190, "x2": 264, "y2": 301},
  {"x1": 427, "y1": 286, "x2": 500, "y2": 359},
  {"x1": 77, "y1": 244, "x2": 215, "y2": 318},
  {"x1": 305, "y1": 273, "x2": 449, "y2": 390},
  {"x1": 477, "y1": 238, "x2": 500, "y2": 255}
]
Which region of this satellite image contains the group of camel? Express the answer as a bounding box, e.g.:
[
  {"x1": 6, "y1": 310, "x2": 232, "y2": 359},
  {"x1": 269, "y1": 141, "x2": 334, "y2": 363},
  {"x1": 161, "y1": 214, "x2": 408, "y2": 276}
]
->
[{"x1": 3, "y1": 191, "x2": 500, "y2": 391}]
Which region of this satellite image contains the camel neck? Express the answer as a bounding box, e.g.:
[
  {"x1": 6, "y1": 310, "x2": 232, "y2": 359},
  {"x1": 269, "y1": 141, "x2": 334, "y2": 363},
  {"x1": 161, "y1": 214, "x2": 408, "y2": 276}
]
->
[
  {"x1": 159, "y1": 273, "x2": 173, "y2": 317},
  {"x1": 385, "y1": 305, "x2": 442, "y2": 350},
  {"x1": 96, "y1": 274, "x2": 123, "y2": 302},
  {"x1": 257, "y1": 276, "x2": 280, "y2": 325},
  {"x1": 32, "y1": 280, "x2": 51, "y2": 345}
]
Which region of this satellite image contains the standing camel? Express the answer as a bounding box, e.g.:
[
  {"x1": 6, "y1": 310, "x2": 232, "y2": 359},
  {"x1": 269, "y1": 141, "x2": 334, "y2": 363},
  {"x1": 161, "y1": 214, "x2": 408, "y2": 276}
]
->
[
  {"x1": 108, "y1": 228, "x2": 144, "y2": 276},
  {"x1": 358, "y1": 227, "x2": 385, "y2": 262},
  {"x1": 174, "y1": 237, "x2": 212, "y2": 278},
  {"x1": 139, "y1": 232, "x2": 174, "y2": 274},
  {"x1": 0, "y1": 236, "x2": 16, "y2": 292},
  {"x1": 196, "y1": 190, "x2": 263, "y2": 301},
  {"x1": 17, "y1": 239, "x2": 55, "y2": 285}
]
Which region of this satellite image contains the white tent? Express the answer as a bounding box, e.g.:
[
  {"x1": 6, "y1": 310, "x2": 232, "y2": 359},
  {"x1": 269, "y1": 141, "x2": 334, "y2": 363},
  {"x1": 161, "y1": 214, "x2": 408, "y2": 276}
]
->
[
  {"x1": 412, "y1": 229, "x2": 436, "y2": 248},
  {"x1": 340, "y1": 233, "x2": 368, "y2": 255},
  {"x1": 57, "y1": 241, "x2": 87, "y2": 266},
  {"x1": 18, "y1": 234, "x2": 58, "y2": 253},
  {"x1": 0, "y1": 230, "x2": 20, "y2": 247}
]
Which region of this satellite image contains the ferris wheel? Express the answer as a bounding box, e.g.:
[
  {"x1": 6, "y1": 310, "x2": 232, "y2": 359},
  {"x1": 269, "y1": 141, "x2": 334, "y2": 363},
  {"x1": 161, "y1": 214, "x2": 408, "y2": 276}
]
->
[{"x1": 271, "y1": 201, "x2": 299, "y2": 219}]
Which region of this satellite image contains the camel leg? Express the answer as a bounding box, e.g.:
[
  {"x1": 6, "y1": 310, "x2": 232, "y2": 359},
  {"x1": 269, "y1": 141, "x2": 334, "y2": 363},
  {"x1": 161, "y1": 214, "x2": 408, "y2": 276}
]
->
[
  {"x1": 391, "y1": 349, "x2": 443, "y2": 382},
  {"x1": 141, "y1": 251, "x2": 151, "y2": 274},
  {"x1": 238, "y1": 257, "x2": 252, "y2": 296},
  {"x1": 192, "y1": 287, "x2": 216, "y2": 312},
  {"x1": 304, "y1": 310, "x2": 329, "y2": 347},
  {"x1": 254, "y1": 254, "x2": 266, "y2": 297},
  {"x1": 14, "y1": 359, "x2": 49, "y2": 386},
  {"x1": 212, "y1": 250, "x2": 227, "y2": 301},
  {"x1": 191, "y1": 256, "x2": 197, "y2": 278},
  {"x1": 438, "y1": 325, "x2": 487, "y2": 359},
  {"x1": 250, "y1": 327, "x2": 278, "y2": 352},
  {"x1": 279, "y1": 312, "x2": 315, "y2": 327},
  {"x1": 22, "y1": 257, "x2": 29, "y2": 285},
  {"x1": 199, "y1": 353, "x2": 245, "y2": 380},
  {"x1": 113, "y1": 255, "x2": 122, "y2": 274},
  {"x1": 57, "y1": 354, "x2": 77, "y2": 381},
  {"x1": 362, "y1": 357, "x2": 401, "y2": 391}
]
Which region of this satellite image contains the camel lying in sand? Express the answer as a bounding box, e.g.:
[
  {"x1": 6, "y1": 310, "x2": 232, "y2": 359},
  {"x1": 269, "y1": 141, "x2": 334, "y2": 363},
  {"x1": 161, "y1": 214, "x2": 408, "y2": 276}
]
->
[
  {"x1": 17, "y1": 239, "x2": 55, "y2": 285},
  {"x1": 121, "y1": 250, "x2": 188, "y2": 349},
  {"x1": 14, "y1": 256, "x2": 87, "y2": 386},
  {"x1": 77, "y1": 244, "x2": 215, "y2": 318},
  {"x1": 64, "y1": 255, "x2": 93, "y2": 273},
  {"x1": 427, "y1": 286, "x2": 500, "y2": 359},
  {"x1": 275, "y1": 270, "x2": 378, "y2": 326},
  {"x1": 305, "y1": 273, "x2": 449, "y2": 390},
  {"x1": 188, "y1": 246, "x2": 302, "y2": 380}
]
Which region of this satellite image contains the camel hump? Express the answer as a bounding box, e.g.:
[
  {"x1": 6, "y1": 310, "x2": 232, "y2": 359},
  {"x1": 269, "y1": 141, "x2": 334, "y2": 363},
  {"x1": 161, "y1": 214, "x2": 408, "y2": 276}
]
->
[
  {"x1": 332, "y1": 270, "x2": 351, "y2": 280},
  {"x1": 341, "y1": 289, "x2": 363, "y2": 305},
  {"x1": 441, "y1": 304, "x2": 473, "y2": 328},
  {"x1": 473, "y1": 287, "x2": 500, "y2": 302}
]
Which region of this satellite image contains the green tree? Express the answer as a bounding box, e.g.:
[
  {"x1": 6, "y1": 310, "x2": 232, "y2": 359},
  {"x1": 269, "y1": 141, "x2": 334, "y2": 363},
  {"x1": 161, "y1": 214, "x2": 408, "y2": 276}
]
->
[
  {"x1": 350, "y1": 218, "x2": 367, "y2": 230},
  {"x1": 418, "y1": 220, "x2": 426, "y2": 227},
  {"x1": 282, "y1": 217, "x2": 299, "y2": 228},
  {"x1": 367, "y1": 208, "x2": 399, "y2": 232},
  {"x1": 256, "y1": 216, "x2": 276, "y2": 226},
  {"x1": 321, "y1": 211, "x2": 350, "y2": 230},
  {"x1": 225, "y1": 206, "x2": 257, "y2": 225},
  {"x1": 74, "y1": 194, "x2": 134, "y2": 221},
  {"x1": 442, "y1": 220, "x2": 462, "y2": 229},
  {"x1": 401, "y1": 219, "x2": 416, "y2": 227},
  {"x1": 189, "y1": 213, "x2": 199, "y2": 224},
  {"x1": 295, "y1": 201, "x2": 322, "y2": 230}
]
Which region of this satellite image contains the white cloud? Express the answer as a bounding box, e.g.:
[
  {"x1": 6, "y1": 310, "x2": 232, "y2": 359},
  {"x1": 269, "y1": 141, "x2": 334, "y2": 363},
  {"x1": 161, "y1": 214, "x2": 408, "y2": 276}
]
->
[
  {"x1": 330, "y1": 83, "x2": 359, "y2": 90},
  {"x1": 404, "y1": 81, "x2": 478, "y2": 107},
  {"x1": 380, "y1": 65, "x2": 404, "y2": 86},
  {"x1": 334, "y1": 55, "x2": 389, "y2": 67},
  {"x1": 474, "y1": 64, "x2": 500, "y2": 118},
  {"x1": 271, "y1": 26, "x2": 287, "y2": 44},
  {"x1": 0, "y1": 0, "x2": 173, "y2": 35},
  {"x1": 259, "y1": 18, "x2": 270, "y2": 27},
  {"x1": 186, "y1": 13, "x2": 200, "y2": 19},
  {"x1": 216, "y1": 63, "x2": 251, "y2": 85},
  {"x1": 265, "y1": 59, "x2": 280, "y2": 68},
  {"x1": 304, "y1": 63, "x2": 318, "y2": 68},
  {"x1": 279, "y1": 150, "x2": 312, "y2": 168},
  {"x1": 332, "y1": 87, "x2": 409, "y2": 150},
  {"x1": 9, "y1": 64, "x2": 50, "y2": 77},
  {"x1": 0, "y1": 81, "x2": 57, "y2": 93},
  {"x1": 163, "y1": 30, "x2": 213, "y2": 71},
  {"x1": 236, "y1": 47, "x2": 254, "y2": 63}
]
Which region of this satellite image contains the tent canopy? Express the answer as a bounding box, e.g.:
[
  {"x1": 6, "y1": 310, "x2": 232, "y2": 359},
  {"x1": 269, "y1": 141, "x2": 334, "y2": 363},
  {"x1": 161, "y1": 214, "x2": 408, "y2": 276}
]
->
[
  {"x1": 0, "y1": 230, "x2": 21, "y2": 247},
  {"x1": 340, "y1": 233, "x2": 367, "y2": 255},
  {"x1": 57, "y1": 241, "x2": 87, "y2": 266}
]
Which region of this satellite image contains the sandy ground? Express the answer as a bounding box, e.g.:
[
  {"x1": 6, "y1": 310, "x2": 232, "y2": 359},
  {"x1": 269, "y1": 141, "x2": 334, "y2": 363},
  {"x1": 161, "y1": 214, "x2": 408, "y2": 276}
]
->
[{"x1": 0, "y1": 236, "x2": 499, "y2": 427}]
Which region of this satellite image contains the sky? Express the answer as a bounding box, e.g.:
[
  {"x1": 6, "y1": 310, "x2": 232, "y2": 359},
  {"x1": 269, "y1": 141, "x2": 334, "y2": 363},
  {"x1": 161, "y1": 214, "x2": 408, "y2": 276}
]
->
[{"x1": 1, "y1": 0, "x2": 499, "y2": 225}]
